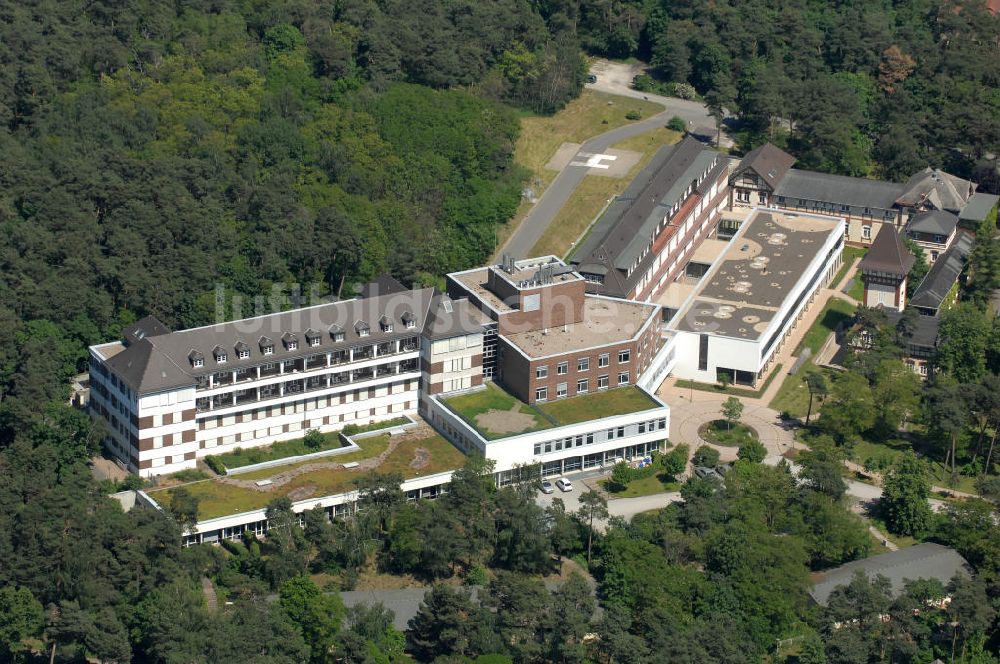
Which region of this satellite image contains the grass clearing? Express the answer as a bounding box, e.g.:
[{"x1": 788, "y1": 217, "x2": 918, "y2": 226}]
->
[
  {"x1": 794, "y1": 297, "x2": 857, "y2": 357},
  {"x1": 531, "y1": 127, "x2": 681, "y2": 259},
  {"x1": 605, "y1": 474, "x2": 680, "y2": 498},
  {"x1": 537, "y1": 386, "x2": 660, "y2": 425},
  {"x1": 150, "y1": 431, "x2": 465, "y2": 520},
  {"x1": 832, "y1": 245, "x2": 867, "y2": 289},
  {"x1": 495, "y1": 90, "x2": 664, "y2": 254},
  {"x1": 769, "y1": 363, "x2": 841, "y2": 419}
]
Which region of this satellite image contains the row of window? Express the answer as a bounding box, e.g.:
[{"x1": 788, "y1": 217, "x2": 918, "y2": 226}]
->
[
  {"x1": 535, "y1": 350, "x2": 629, "y2": 379},
  {"x1": 532, "y1": 417, "x2": 667, "y2": 456},
  {"x1": 535, "y1": 372, "x2": 629, "y2": 401}
]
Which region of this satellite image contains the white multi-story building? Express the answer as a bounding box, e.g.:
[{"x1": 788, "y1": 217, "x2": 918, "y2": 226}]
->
[
  {"x1": 663, "y1": 209, "x2": 844, "y2": 387},
  {"x1": 89, "y1": 288, "x2": 485, "y2": 477}
]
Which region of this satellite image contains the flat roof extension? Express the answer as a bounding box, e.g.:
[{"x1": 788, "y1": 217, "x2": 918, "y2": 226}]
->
[{"x1": 672, "y1": 210, "x2": 842, "y2": 341}]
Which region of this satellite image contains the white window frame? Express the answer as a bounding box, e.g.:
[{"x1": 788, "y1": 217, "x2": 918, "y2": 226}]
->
[
  {"x1": 577, "y1": 379, "x2": 589, "y2": 394},
  {"x1": 556, "y1": 382, "x2": 567, "y2": 398},
  {"x1": 193, "y1": 358, "x2": 204, "y2": 368},
  {"x1": 598, "y1": 374, "x2": 609, "y2": 389},
  {"x1": 536, "y1": 365, "x2": 548, "y2": 379},
  {"x1": 263, "y1": 345, "x2": 274, "y2": 356},
  {"x1": 618, "y1": 371, "x2": 630, "y2": 385},
  {"x1": 535, "y1": 387, "x2": 548, "y2": 402},
  {"x1": 216, "y1": 353, "x2": 227, "y2": 364},
  {"x1": 309, "y1": 337, "x2": 320, "y2": 347},
  {"x1": 578, "y1": 357, "x2": 590, "y2": 371},
  {"x1": 238, "y1": 349, "x2": 250, "y2": 360},
  {"x1": 598, "y1": 353, "x2": 610, "y2": 368},
  {"x1": 618, "y1": 349, "x2": 630, "y2": 364},
  {"x1": 557, "y1": 362, "x2": 568, "y2": 375}
]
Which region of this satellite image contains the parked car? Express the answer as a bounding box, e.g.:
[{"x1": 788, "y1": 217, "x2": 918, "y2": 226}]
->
[
  {"x1": 540, "y1": 480, "x2": 555, "y2": 494},
  {"x1": 694, "y1": 466, "x2": 723, "y2": 481},
  {"x1": 555, "y1": 477, "x2": 574, "y2": 492},
  {"x1": 586, "y1": 74, "x2": 597, "y2": 83},
  {"x1": 715, "y1": 463, "x2": 733, "y2": 476}
]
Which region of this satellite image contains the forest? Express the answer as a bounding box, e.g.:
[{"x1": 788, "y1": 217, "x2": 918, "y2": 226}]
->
[
  {"x1": 579, "y1": 0, "x2": 1000, "y2": 184},
  {"x1": 1, "y1": 0, "x2": 1000, "y2": 662}
]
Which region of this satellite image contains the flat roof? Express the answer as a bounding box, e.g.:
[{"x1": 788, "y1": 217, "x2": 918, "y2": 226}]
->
[
  {"x1": 442, "y1": 382, "x2": 663, "y2": 440},
  {"x1": 449, "y1": 256, "x2": 577, "y2": 317},
  {"x1": 148, "y1": 424, "x2": 465, "y2": 519},
  {"x1": 810, "y1": 543, "x2": 969, "y2": 607},
  {"x1": 502, "y1": 296, "x2": 658, "y2": 358},
  {"x1": 672, "y1": 210, "x2": 842, "y2": 341}
]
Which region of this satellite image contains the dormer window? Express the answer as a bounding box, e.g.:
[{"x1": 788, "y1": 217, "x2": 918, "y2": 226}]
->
[
  {"x1": 281, "y1": 332, "x2": 297, "y2": 351},
  {"x1": 305, "y1": 328, "x2": 321, "y2": 347},
  {"x1": 329, "y1": 324, "x2": 345, "y2": 343},
  {"x1": 402, "y1": 311, "x2": 416, "y2": 329},
  {"x1": 259, "y1": 336, "x2": 274, "y2": 355},
  {"x1": 213, "y1": 346, "x2": 227, "y2": 364},
  {"x1": 235, "y1": 341, "x2": 250, "y2": 360},
  {"x1": 355, "y1": 320, "x2": 370, "y2": 338},
  {"x1": 379, "y1": 315, "x2": 393, "y2": 333},
  {"x1": 189, "y1": 349, "x2": 205, "y2": 368}
]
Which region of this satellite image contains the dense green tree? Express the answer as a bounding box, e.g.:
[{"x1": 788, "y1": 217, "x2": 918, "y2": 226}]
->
[
  {"x1": 407, "y1": 585, "x2": 488, "y2": 661},
  {"x1": 880, "y1": 453, "x2": 932, "y2": 538},
  {"x1": 721, "y1": 396, "x2": 744, "y2": 431},
  {"x1": 0, "y1": 585, "x2": 44, "y2": 662},
  {"x1": 936, "y1": 303, "x2": 991, "y2": 384},
  {"x1": 818, "y1": 372, "x2": 875, "y2": 445},
  {"x1": 692, "y1": 445, "x2": 721, "y2": 468},
  {"x1": 278, "y1": 575, "x2": 345, "y2": 663},
  {"x1": 578, "y1": 489, "x2": 609, "y2": 565}
]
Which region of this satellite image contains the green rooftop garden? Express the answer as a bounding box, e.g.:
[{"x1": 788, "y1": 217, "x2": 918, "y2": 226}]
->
[
  {"x1": 536, "y1": 386, "x2": 660, "y2": 424},
  {"x1": 207, "y1": 417, "x2": 411, "y2": 471},
  {"x1": 443, "y1": 382, "x2": 662, "y2": 439},
  {"x1": 443, "y1": 382, "x2": 553, "y2": 439},
  {"x1": 148, "y1": 429, "x2": 466, "y2": 520}
]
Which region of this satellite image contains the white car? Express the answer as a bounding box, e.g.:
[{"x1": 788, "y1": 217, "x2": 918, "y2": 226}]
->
[
  {"x1": 555, "y1": 478, "x2": 573, "y2": 492},
  {"x1": 540, "y1": 480, "x2": 555, "y2": 494}
]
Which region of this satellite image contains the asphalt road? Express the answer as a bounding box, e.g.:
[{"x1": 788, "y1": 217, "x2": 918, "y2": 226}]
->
[{"x1": 499, "y1": 60, "x2": 726, "y2": 261}]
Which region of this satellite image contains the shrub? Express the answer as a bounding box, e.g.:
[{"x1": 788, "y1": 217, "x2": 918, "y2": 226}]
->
[
  {"x1": 303, "y1": 428, "x2": 325, "y2": 449},
  {"x1": 632, "y1": 74, "x2": 654, "y2": 91},
  {"x1": 667, "y1": 116, "x2": 687, "y2": 132},
  {"x1": 120, "y1": 474, "x2": 146, "y2": 491},
  {"x1": 172, "y1": 469, "x2": 208, "y2": 482},
  {"x1": 692, "y1": 445, "x2": 721, "y2": 468},
  {"x1": 204, "y1": 455, "x2": 226, "y2": 475},
  {"x1": 464, "y1": 564, "x2": 489, "y2": 586},
  {"x1": 672, "y1": 82, "x2": 697, "y2": 100},
  {"x1": 663, "y1": 443, "x2": 690, "y2": 477},
  {"x1": 625, "y1": 110, "x2": 641, "y2": 121},
  {"x1": 737, "y1": 439, "x2": 767, "y2": 464},
  {"x1": 609, "y1": 461, "x2": 634, "y2": 491},
  {"x1": 976, "y1": 475, "x2": 1000, "y2": 498}
]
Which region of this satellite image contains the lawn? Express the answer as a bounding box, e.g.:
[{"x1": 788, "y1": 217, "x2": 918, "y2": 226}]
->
[
  {"x1": 443, "y1": 382, "x2": 552, "y2": 439},
  {"x1": 794, "y1": 297, "x2": 857, "y2": 357},
  {"x1": 537, "y1": 386, "x2": 661, "y2": 425},
  {"x1": 531, "y1": 127, "x2": 682, "y2": 259},
  {"x1": 846, "y1": 276, "x2": 865, "y2": 301},
  {"x1": 768, "y1": 363, "x2": 841, "y2": 419},
  {"x1": 831, "y1": 245, "x2": 868, "y2": 290},
  {"x1": 605, "y1": 474, "x2": 680, "y2": 498},
  {"x1": 210, "y1": 417, "x2": 410, "y2": 470},
  {"x1": 495, "y1": 90, "x2": 664, "y2": 254},
  {"x1": 699, "y1": 420, "x2": 758, "y2": 447},
  {"x1": 150, "y1": 431, "x2": 466, "y2": 520}
]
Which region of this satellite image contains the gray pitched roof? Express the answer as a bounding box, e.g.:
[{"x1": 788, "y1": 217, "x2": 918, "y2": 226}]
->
[
  {"x1": 859, "y1": 226, "x2": 915, "y2": 276},
  {"x1": 122, "y1": 315, "x2": 171, "y2": 346},
  {"x1": 897, "y1": 168, "x2": 976, "y2": 212},
  {"x1": 909, "y1": 232, "x2": 973, "y2": 311},
  {"x1": 960, "y1": 193, "x2": 1000, "y2": 223},
  {"x1": 103, "y1": 288, "x2": 436, "y2": 394},
  {"x1": 810, "y1": 543, "x2": 970, "y2": 606},
  {"x1": 775, "y1": 169, "x2": 905, "y2": 211},
  {"x1": 571, "y1": 136, "x2": 724, "y2": 297},
  {"x1": 907, "y1": 210, "x2": 959, "y2": 237},
  {"x1": 885, "y1": 309, "x2": 940, "y2": 350},
  {"x1": 731, "y1": 142, "x2": 796, "y2": 190},
  {"x1": 423, "y1": 294, "x2": 489, "y2": 341}
]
